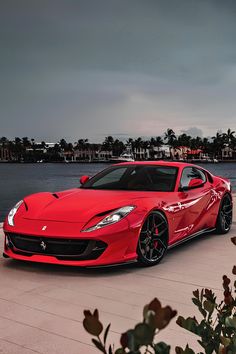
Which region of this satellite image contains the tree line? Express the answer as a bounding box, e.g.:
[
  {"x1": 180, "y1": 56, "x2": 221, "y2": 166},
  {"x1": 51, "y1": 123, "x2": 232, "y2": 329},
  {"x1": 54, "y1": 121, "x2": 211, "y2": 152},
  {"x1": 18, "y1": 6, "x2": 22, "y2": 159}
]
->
[{"x1": 0, "y1": 128, "x2": 236, "y2": 161}]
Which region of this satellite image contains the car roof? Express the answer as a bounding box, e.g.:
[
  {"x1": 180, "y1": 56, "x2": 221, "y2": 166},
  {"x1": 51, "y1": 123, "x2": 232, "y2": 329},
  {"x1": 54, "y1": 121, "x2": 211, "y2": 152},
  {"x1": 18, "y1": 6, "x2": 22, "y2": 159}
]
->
[{"x1": 113, "y1": 161, "x2": 195, "y2": 168}]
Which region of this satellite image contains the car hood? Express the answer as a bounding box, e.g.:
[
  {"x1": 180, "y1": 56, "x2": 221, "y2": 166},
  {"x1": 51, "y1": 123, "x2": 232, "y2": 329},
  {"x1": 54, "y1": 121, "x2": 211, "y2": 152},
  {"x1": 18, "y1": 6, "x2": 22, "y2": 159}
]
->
[{"x1": 22, "y1": 188, "x2": 151, "y2": 223}]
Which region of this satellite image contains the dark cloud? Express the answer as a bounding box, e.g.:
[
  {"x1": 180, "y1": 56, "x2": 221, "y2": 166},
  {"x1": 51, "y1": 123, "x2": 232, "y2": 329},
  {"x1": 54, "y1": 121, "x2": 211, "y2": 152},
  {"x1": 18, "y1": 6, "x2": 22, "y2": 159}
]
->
[{"x1": 0, "y1": 0, "x2": 236, "y2": 142}]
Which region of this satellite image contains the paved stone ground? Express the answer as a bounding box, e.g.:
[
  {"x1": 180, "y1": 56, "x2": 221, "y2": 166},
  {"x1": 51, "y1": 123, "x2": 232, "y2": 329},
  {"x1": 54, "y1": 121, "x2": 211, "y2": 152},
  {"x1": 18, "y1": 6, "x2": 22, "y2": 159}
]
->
[{"x1": 0, "y1": 196, "x2": 235, "y2": 353}]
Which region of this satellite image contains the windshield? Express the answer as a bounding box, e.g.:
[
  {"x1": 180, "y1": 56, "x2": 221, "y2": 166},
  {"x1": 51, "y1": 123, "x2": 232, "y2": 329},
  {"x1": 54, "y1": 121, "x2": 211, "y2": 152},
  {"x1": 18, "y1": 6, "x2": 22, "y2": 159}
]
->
[{"x1": 81, "y1": 165, "x2": 178, "y2": 192}]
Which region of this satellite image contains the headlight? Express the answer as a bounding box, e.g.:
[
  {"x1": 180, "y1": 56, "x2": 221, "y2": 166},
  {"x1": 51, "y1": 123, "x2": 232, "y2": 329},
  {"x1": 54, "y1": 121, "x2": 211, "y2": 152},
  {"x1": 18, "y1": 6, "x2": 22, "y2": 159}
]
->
[
  {"x1": 82, "y1": 205, "x2": 135, "y2": 232},
  {"x1": 8, "y1": 200, "x2": 24, "y2": 226}
]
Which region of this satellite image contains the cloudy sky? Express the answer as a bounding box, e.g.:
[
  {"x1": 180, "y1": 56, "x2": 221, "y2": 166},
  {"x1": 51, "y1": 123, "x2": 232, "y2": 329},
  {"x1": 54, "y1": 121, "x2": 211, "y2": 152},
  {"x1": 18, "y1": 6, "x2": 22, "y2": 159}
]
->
[{"x1": 1, "y1": 0, "x2": 236, "y2": 142}]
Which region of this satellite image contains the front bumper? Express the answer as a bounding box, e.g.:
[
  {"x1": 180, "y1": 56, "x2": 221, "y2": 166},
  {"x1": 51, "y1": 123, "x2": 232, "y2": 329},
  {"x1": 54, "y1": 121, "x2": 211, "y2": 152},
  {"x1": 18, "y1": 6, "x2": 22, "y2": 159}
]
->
[{"x1": 3, "y1": 218, "x2": 139, "y2": 266}]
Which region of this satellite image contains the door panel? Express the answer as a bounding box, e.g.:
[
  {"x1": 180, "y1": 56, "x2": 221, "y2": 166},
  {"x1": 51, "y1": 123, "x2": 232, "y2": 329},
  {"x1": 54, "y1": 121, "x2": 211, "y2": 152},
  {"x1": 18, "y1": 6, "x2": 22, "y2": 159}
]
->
[{"x1": 166, "y1": 167, "x2": 212, "y2": 244}]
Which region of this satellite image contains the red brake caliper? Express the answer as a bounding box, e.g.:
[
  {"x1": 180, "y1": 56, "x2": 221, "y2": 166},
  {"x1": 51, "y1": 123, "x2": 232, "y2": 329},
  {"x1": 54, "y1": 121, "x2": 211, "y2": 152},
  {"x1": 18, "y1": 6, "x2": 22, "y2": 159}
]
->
[{"x1": 154, "y1": 227, "x2": 159, "y2": 248}]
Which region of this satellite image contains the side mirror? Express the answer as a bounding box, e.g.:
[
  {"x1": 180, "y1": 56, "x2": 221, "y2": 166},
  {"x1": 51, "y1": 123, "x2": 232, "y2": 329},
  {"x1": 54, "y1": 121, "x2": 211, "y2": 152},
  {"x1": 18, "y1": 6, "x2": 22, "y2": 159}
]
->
[
  {"x1": 188, "y1": 178, "x2": 203, "y2": 189},
  {"x1": 80, "y1": 175, "x2": 89, "y2": 185}
]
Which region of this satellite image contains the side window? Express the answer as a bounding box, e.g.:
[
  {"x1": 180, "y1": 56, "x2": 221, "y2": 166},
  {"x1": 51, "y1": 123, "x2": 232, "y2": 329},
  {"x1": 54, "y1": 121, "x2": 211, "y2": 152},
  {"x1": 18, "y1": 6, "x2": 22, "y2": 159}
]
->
[
  {"x1": 180, "y1": 167, "x2": 206, "y2": 189},
  {"x1": 196, "y1": 168, "x2": 207, "y2": 183}
]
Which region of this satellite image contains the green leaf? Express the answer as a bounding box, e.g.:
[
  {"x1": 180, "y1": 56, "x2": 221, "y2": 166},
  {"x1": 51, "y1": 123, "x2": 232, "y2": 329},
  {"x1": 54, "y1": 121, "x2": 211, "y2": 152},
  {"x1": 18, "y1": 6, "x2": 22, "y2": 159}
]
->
[
  {"x1": 123, "y1": 329, "x2": 136, "y2": 351},
  {"x1": 220, "y1": 336, "x2": 231, "y2": 347},
  {"x1": 193, "y1": 289, "x2": 199, "y2": 300},
  {"x1": 200, "y1": 289, "x2": 204, "y2": 302},
  {"x1": 133, "y1": 323, "x2": 154, "y2": 346},
  {"x1": 192, "y1": 298, "x2": 207, "y2": 318},
  {"x1": 144, "y1": 310, "x2": 156, "y2": 330},
  {"x1": 154, "y1": 341, "x2": 171, "y2": 354},
  {"x1": 175, "y1": 344, "x2": 196, "y2": 354},
  {"x1": 103, "y1": 323, "x2": 111, "y2": 345},
  {"x1": 225, "y1": 317, "x2": 236, "y2": 329},
  {"x1": 115, "y1": 349, "x2": 125, "y2": 354},
  {"x1": 92, "y1": 338, "x2": 106, "y2": 353},
  {"x1": 203, "y1": 300, "x2": 214, "y2": 314},
  {"x1": 192, "y1": 298, "x2": 200, "y2": 306},
  {"x1": 176, "y1": 316, "x2": 200, "y2": 335}
]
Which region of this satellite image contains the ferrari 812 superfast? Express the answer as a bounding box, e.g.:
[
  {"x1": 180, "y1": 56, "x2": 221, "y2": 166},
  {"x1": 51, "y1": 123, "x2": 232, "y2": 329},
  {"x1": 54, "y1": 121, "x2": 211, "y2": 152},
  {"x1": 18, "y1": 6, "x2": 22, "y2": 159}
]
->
[{"x1": 3, "y1": 162, "x2": 233, "y2": 267}]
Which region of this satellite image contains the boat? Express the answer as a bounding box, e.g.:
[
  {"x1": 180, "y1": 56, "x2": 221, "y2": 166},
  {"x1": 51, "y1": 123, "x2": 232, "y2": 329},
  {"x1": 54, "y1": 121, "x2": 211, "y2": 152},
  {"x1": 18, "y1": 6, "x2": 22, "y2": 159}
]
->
[{"x1": 110, "y1": 146, "x2": 135, "y2": 163}]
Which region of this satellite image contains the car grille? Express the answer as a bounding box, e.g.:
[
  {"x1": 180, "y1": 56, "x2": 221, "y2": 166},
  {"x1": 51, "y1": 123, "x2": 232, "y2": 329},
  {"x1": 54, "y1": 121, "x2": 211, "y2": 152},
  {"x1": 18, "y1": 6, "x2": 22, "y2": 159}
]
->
[{"x1": 6, "y1": 233, "x2": 107, "y2": 261}]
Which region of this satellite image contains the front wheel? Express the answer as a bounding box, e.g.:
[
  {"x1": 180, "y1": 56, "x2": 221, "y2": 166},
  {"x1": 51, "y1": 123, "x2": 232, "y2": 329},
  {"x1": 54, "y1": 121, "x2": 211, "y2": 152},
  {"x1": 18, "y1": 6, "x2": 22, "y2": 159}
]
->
[
  {"x1": 216, "y1": 194, "x2": 233, "y2": 234},
  {"x1": 137, "y1": 211, "x2": 168, "y2": 266}
]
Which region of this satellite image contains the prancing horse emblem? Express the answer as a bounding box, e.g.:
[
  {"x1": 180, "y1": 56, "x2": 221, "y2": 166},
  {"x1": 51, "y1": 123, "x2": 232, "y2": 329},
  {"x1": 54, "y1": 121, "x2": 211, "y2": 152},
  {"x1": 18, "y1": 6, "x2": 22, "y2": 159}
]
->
[
  {"x1": 42, "y1": 225, "x2": 47, "y2": 231},
  {"x1": 40, "y1": 241, "x2": 47, "y2": 251}
]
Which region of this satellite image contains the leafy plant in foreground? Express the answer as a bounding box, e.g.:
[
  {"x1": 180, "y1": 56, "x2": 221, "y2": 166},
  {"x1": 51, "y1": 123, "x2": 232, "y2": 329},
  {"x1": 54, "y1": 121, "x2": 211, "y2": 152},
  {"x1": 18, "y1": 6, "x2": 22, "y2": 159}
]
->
[
  {"x1": 176, "y1": 236, "x2": 236, "y2": 354},
  {"x1": 83, "y1": 237, "x2": 236, "y2": 353},
  {"x1": 83, "y1": 298, "x2": 178, "y2": 354}
]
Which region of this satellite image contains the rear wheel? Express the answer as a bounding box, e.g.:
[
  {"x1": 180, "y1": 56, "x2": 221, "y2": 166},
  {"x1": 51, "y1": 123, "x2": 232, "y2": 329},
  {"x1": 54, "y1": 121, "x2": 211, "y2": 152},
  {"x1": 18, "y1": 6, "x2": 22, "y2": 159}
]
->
[
  {"x1": 216, "y1": 194, "x2": 233, "y2": 234},
  {"x1": 137, "y1": 211, "x2": 168, "y2": 266}
]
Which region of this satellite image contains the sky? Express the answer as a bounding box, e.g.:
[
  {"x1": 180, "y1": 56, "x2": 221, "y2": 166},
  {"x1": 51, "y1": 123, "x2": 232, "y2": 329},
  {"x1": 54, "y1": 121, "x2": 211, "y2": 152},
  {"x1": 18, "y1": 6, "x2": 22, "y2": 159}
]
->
[{"x1": 1, "y1": 0, "x2": 236, "y2": 143}]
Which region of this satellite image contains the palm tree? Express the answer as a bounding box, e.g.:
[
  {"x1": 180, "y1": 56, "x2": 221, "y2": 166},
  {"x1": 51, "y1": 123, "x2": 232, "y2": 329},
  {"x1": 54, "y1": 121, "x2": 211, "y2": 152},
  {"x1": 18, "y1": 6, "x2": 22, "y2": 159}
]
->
[
  {"x1": 102, "y1": 136, "x2": 114, "y2": 151},
  {"x1": 149, "y1": 137, "x2": 163, "y2": 159},
  {"x1": 12, "y1": 137, "x2": 24, "y2": 160},
  {"x1": 212, "y1": 132, "x2": 225, "y2": 159},
  {"x1": 133, "y1": 137, "x2": 144, "y2": 153},
  {"x1": 201, "y1": 137, "x2": 210, "y2": 154},
  {"x1": 53, "y1": 143, "x2": 61, "y2": 154},
  {"x1": 76, "y1": 139, "x2": 89, "y2": 150},
  {"x1": 126, "y1": 138, "x2": 134, "y2": 152},
  {"x1": 164, "y1": 129, "x2": 176, "y2": 159},
  {"x1": 112, "y1": 139, "x2": 125, "y2": 156},
  {"x1": 132, "y1": 138, "x2": 144, "y2": 160},
  {"x1": 190, "y1": 136, "x2": 202, "y2": 150},
  {"x1": 22, "y1": 137, "x2": 31, "y2": 148},
  {"x1": 0, "y1": 137, "x2": 8, "y2": 147},
  {"x1": 155, "y1": 136, "x2": 163, "y2": 148},
  {"x1": 177, "y1": 133, "x2": 191, "y2": 148},
  {"x1": 230, "y1": 136, "x2": 236, "y2": 159},
  {"x1": 223, "y1": 128, "x2": 235, "y2": 147},
  {"x1": 59, "y1": 139, "x2": 68, "y2": 151}
]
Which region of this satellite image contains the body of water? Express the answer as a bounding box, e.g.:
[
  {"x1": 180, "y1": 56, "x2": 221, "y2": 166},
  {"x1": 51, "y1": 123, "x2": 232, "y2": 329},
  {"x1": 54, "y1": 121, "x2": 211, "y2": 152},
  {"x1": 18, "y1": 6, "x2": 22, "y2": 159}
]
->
[{"x1": 0, "y1": 162, "x2": 235, "y2": 221}]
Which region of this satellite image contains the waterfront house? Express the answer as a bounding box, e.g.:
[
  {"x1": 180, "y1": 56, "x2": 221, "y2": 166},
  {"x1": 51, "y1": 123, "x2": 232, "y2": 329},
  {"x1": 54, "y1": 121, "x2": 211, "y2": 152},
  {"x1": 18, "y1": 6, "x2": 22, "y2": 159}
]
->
[{"x1": 0, "y1": 147, "x2": 12, "y2": 161}]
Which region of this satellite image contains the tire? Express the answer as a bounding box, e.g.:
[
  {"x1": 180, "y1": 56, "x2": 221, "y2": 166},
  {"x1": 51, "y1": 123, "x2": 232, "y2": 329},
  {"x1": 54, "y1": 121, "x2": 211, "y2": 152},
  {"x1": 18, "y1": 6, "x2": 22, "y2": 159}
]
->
[
  {"x1": 216, "y1": 194, "x2": 233, "y2": 234},
  {"x1": 137, "y1": 211, "x2": 168, "y2": 266}
]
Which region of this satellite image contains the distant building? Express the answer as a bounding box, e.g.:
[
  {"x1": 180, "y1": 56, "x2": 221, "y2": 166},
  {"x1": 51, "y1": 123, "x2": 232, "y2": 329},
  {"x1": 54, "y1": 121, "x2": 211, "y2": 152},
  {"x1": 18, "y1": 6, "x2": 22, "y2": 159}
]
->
[
  {"x1": 45, "y1": 143, "x2": 57, "y2": 149},
  {"x1": 97, "y1": 149, "x2": 113, "y2": 160},
  {"x1": 170, "y1": 146, "x2": 189, "y2": 160},
  {"x1": 221, "y1": 145, "x2": 235, "y2": 160},
  {"x1": 0, "y1": 147, "x2": 11, "y2": 161},
  {"x1": 133, "y1": 147, "x2": 150, "y2": 160},
  {"x1": 170, "y1": 146, "x2": 209, "y2": 161},
  {"x1": 73, "y1": 144, "x2": 112, "y2": 161},
  {"x1": 159, "y1": 145, "x2": 171, "y2": 159}
]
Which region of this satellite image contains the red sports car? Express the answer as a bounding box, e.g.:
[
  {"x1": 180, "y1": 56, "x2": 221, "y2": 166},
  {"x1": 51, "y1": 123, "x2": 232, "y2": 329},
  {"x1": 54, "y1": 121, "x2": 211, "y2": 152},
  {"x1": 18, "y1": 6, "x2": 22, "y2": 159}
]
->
[{"x1": 3, "y1": 161, "x2": 233, "y2": 267}]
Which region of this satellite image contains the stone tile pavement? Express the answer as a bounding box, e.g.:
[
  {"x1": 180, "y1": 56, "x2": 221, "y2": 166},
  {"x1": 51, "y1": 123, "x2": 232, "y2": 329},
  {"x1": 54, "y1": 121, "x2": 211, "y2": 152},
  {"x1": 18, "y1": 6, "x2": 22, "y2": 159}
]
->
[{"x1": 0, "y1": 195, "x2": 235, "y2": 353}]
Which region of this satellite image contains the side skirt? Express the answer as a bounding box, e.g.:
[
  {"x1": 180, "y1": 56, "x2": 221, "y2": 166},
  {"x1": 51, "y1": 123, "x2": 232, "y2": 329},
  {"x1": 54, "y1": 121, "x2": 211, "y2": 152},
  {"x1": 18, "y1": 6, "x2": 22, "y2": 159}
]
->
[{"x1": 168, "y1": 228, "x2": 216, "y2": 250}]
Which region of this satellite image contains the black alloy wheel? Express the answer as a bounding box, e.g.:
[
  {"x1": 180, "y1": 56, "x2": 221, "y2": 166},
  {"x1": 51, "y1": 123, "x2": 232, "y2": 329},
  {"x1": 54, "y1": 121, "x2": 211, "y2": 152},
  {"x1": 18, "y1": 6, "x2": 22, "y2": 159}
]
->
[
  {"x1": 137, "y1": 211, "x2": 168, "y2": 266},
  {"x1": 216, "y1": 194, "x2": 233, "y2": 234}
]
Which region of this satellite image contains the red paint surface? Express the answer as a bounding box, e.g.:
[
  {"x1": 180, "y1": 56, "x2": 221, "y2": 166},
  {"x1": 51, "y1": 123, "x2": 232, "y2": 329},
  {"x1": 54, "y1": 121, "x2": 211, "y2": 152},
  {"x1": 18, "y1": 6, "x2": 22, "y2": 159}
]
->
[{"x1": 3, "y1": 161, "x2": 232, "y2": 266}]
